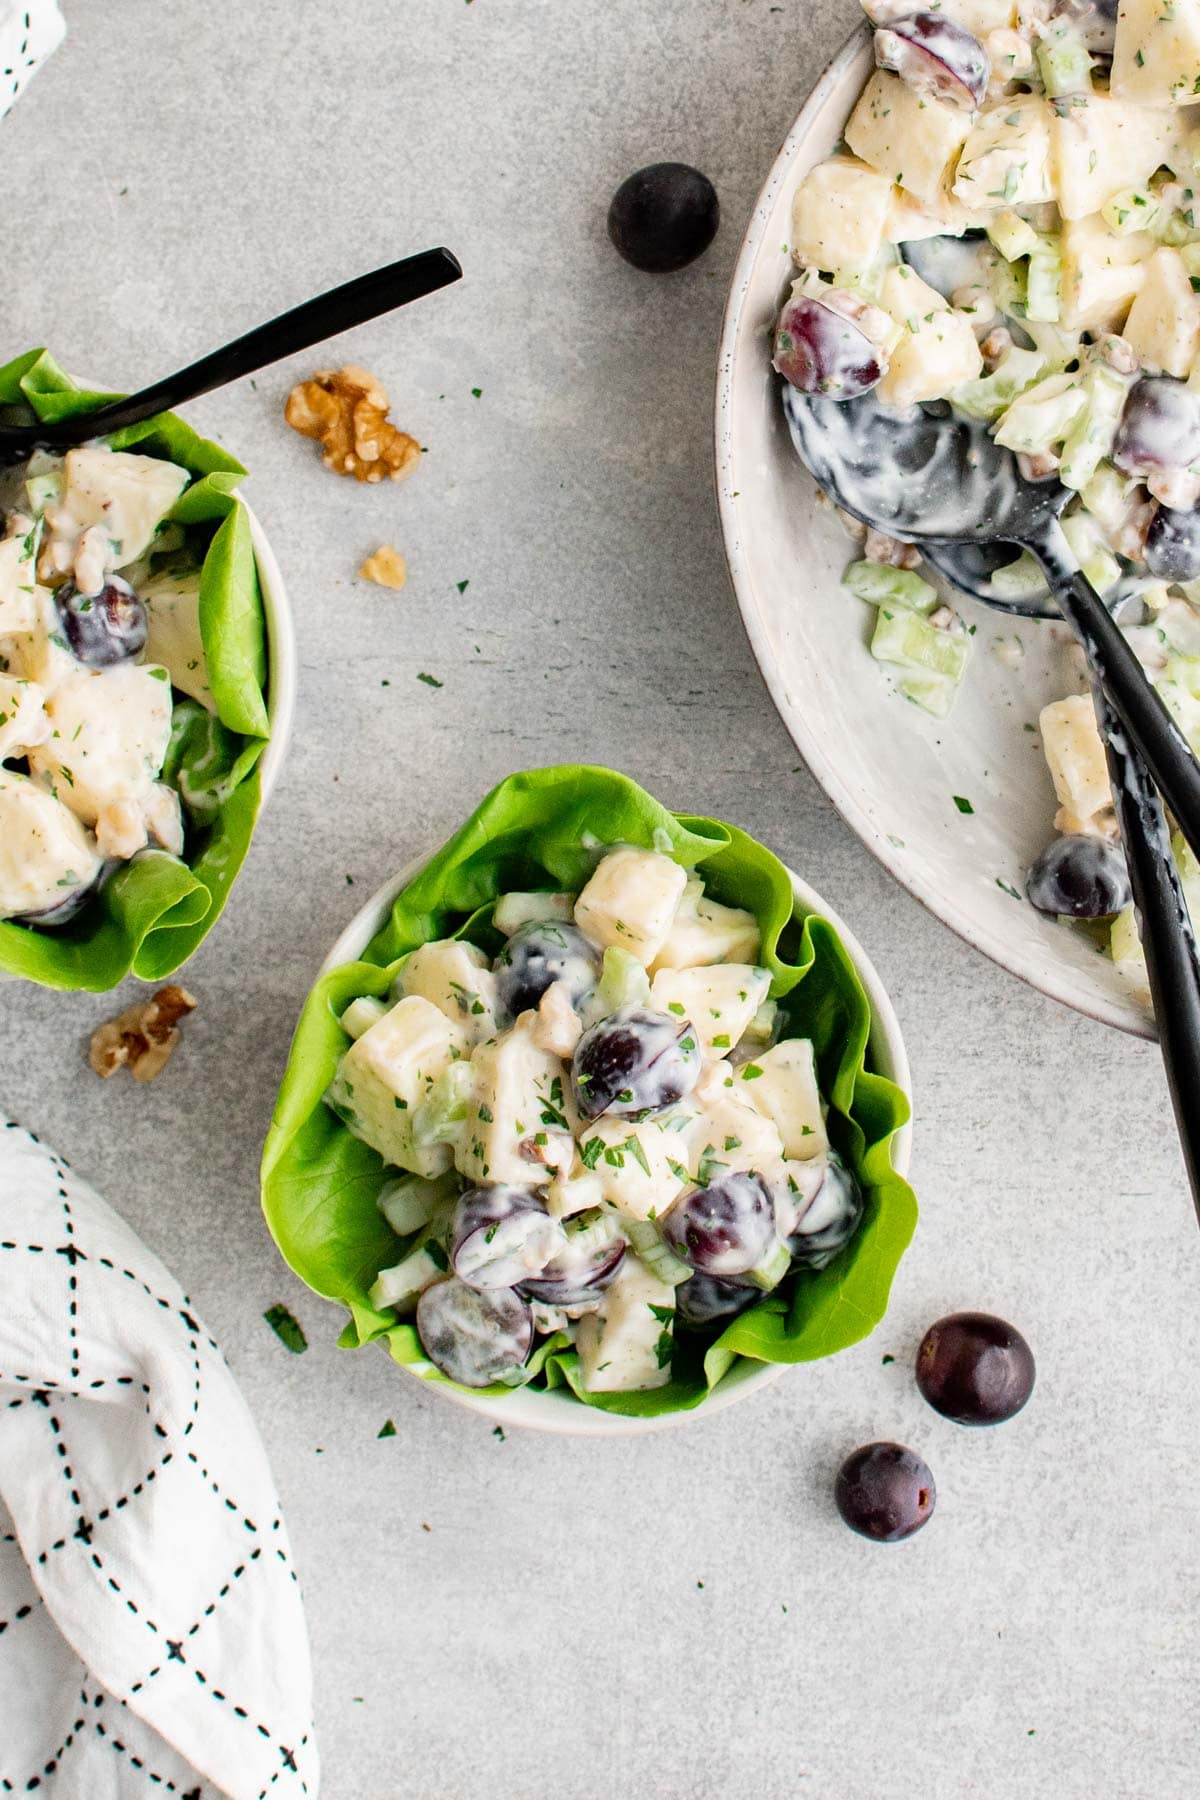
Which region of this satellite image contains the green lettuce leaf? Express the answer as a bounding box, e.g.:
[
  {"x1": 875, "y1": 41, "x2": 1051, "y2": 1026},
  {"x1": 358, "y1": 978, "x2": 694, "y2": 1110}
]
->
[
  {"x1": 261, "y1": 766, "x2": 917, "y2": 1419},
  {"x1": 0, "y1": 348, "x2": 269, "y2": 990}
]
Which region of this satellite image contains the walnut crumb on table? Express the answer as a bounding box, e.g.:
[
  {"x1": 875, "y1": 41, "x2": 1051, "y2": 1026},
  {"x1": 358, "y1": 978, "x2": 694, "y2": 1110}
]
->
[
  {"x1": 359, "y1": 545, "x2": 408, "y2": 589},
  {"x1": 284, "y1": 365, "x2": 421, "y2": 483},
  {"x1": 89, "y1": 985, "x2": 197, "y2": 1082}
]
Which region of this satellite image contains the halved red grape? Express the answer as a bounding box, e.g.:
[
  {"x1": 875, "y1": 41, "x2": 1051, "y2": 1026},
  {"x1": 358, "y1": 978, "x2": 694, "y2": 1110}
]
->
[
  {"x1": 1054, "y1": 0, "x2": 1116, "y2": 55},
  {"x1": 416, "y1": 1278, "x2": 533, "y2": 1387},
  {"x1": 451, "y1": 1187, "x2": 565, "y2": 1290},
  {"x1": 662, "y1": 1171, "x2": 776, "y2": 1277},
  {"x1": 55, "y1": 577, "x2": 148, "y2": 667},
  {"x1": 1025, "y1": 835, "x2": 1131, "y2": 918},
  {"x1": 572, "y1": 1007, "x2": 701, "y2": 1119},
  {"x1": 874, "y1": 12, "x2": 989, "y2": 110},
  {"x1": 1113, "y1": 377, "x2": 1200, "y2": 483},
  {"x1": 788, "y1": 1152, "x2": 865, "y2": 1268},
  {"x1": 835, "y1": 1442, "x2": 936, "y2": 1541},
  {"x1": 494, "y1": 921, "x2": 600, "y2": 1020},
  {"x1": 773, "y1": 295, "x2": 884, "y2": 401},
  {"x1": 1144, "y1": 503, "x2": 1200, "y2": 582},
  {"x1": 916, "y1": 1312, "x2": 1035, "y2": 1425},
  {"x1": 519, "y1": 1234, "x2": 626, "y2": 1306},
  {"x1": 675, "y1": 1272, "x2": 758, "y2": 1331}
]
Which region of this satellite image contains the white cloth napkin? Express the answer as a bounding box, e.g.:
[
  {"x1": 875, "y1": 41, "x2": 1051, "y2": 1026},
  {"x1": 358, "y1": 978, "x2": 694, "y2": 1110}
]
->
[
  {"x1": 0, "y1": 1119, "x2": 319, "y2": 1799},
  {"x1": 0, "y1": 3, "x2": 65, "y2": 121}
]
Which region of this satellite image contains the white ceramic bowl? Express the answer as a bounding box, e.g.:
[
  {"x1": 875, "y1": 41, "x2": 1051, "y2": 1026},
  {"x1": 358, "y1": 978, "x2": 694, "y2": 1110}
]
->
[
  {"x1": 318, "y1": 852, "x2": 913, "y2": 1436},
  {"x1": 715, "y1": 24, "x2": 1152, "y2": 1040}
]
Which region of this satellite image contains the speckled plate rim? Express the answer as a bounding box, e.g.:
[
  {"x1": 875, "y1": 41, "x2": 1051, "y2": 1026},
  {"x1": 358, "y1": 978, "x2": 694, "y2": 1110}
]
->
[
  {"x1": 713, "y1": 23, "x2": 1155, "y2": 1043},
  {"x1": 314, "y1": 848, "x2": 914, "y2": 1438}
]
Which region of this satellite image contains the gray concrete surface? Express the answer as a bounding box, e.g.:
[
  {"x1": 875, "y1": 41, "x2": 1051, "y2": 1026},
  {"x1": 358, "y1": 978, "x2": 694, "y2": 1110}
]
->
[{"x1": 1, "y1": 3, "x2": 1197, "y2": 1796}]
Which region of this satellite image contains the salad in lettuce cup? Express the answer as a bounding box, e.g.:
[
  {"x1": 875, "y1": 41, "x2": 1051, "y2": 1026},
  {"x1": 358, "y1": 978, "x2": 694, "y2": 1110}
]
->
[
  {"x1": 261, "y1": 766, "x2": 915, "y2": 1433},
  {"x1": 0, "y1": 348, "x2": 293, "y2": 990}
]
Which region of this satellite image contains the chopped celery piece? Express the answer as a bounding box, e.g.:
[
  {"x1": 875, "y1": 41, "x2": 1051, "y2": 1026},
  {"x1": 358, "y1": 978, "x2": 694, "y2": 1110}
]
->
[
  {"x1": 369, "y1": 1235, "x2": 448, "y2": 1313},
  {"x1": 1109, "y1": 904, "x2": 1146, "y2": 988},
  {"x1": 1081, "y1": 461, "x2": 1138, "y2": 535},
  {"x1": 1164, "y1": 651, "x2": 1200, "y2": 698},
  {"x1": 989, "y1": 253, "x2": 1028, "y2": 316},
  {"x1": 986, "y1": 208, "x2": 1041, "y2": 263},
  {"x1": 1022, "y1": 320, "x2": 1082, "y2": 374},
  {"x1": 842, "y1": 560, "x2": 936, "y2": 612},
  {"x1": 988, "y1": 551, "x2": 1046, "y2": 599},
  {"x1": 833, "y1": 246, "x2": 897, "y2": 302},
  {"x1": 993, "y1": 374, "x2": 1086, "y2": 454},
  {"x1": 1061, "y1": 510, "x2": 1120, "y2": 592},
  {"x1": 1156, "y1": 211, "x2": 1198, "y2": 248},
  {"x1": 951, "y1": 346, "x2": 1044, "y2": 421},
  {"x1": 744, "y1": 1238, "x2": 793, "y2": 1292},
  {"x1": 412, "y1": 1060, "x2": 475, "y2": 1150},
  {"x1": 1179, "y1": 241, "x2": 1200, "y2": 280},
  {"x1": 898, "y1": 671, "x2": 958, "y2": 718},
  {"x1": 1101, "y1": 188, "x2": 1163, "y2": 237},
  {"x1": 1034, "y1": 19, "x2": 1092, "y2": 96},
  {"x1": 625, "y1": 1218, "x2": 692, "y2": 1287},
  {"x1": 377, "y1": 1170, "x2": 459, "y2": 1238},
  {"x1": 340, "y1": 995, "x2": 389, "y2": 1040},
  {"x1": 596, "y1": 944, "x2": 651, "y2": 1013},
  {"x1": 871, "y1": 608, "x2": 970, "y2": 681},
  {"x1": 1157, "y1": 671, "x2": 1200, "y2": 755},
  {"x1": 1025, "y1": 238, "x2": 1063, "y2": 323},
  {"x1": 1059, "y1": 365, "x2": 1130, "y2": 493},
  {"x1": 24, "y1": 471, "x2": 61, "y2": 516}
]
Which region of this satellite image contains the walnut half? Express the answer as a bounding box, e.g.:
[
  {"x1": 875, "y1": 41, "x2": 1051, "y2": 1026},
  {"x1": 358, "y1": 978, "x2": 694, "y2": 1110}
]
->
[
  {"x1": 284, "y1": 365, "x2": 421, "y2": 484},
  {"x1": 89, "y1": 985, "x2": 197, "y2": 1082}
]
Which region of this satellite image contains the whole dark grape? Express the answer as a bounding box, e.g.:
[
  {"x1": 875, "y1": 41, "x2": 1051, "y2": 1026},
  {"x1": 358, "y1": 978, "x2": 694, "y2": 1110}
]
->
[
  {"x1": 572, "y1": 1006, "x2": 701, "y2": 1118},
  {"x1": 55, "y1": 578, "x2": 148, "y2": 667},
  {"x1": 607, "y1": 162, "x2": 719, "y2": 273},
  {"x1": 916, "y1": 1312, "x2": 1035, "y2": 1426},
  {"x1": 1113, "y1": 377, "x2": 1200, "y2": 482},
  {"x1": 663, "y1": 1171, "x2": 776, "y2": 1277},
  {"x1": 773, "y1": 295, "x2": 884, "y2": 400},
  {"x1": 788, "y1": 1152, "x2": 865, "y2": 1268},
  {"x1": 835, "y1": 1442, "x2": 936, "y2": 1542},
  {"x1": 874, "y1": 12, "x2": 989, "y2": 109},
  {"x1": 1144, "y1": 504, "x2": 1200, "y2": 582},
  {"x1": 1025, "y1": 835, "x2": 1131, "y2": 918},
  {"x1": 494, "y1": 920, "x2": 600, "y2": 1020},
  {"x1": 675, "y1": 1271, "x2": 758, "y2": 1331}
]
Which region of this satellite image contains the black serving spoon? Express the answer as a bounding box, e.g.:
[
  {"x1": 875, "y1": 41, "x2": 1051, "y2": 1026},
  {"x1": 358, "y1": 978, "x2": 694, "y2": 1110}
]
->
[
  {"x1": 0, "y1": 246, "x2": 463, "y2": 463},
  {"x1": 781, "y1": 382, "x2": 1200, "y2": 1213}
]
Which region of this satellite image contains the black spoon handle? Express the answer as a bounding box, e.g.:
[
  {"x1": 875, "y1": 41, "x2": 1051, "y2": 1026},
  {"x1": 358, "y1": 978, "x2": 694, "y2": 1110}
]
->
[
  {"x1": 4, "y1": 247, "x2": 463, "y2": 449},
  {"x1": 1093, "y1": 685, "x2": 1200, "y2": 1218},
  {"x1": 1031, "y1": 523, "x2": 1200, "y2": 868}
]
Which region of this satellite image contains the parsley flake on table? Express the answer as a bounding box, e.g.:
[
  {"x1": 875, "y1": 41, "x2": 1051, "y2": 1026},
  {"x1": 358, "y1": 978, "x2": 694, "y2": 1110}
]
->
[
  {"x1": 953, "y1": 795, "x2": 974, "y2": 815},
  {"x1": 456, "y1": 579, "x2": 469, "y2": 593},
  {"x1": 264, "y1": 1305, "x2": 307, "y2": 1354},
  {"x1": 417, "y1": 672, "x2": 443, "y2": 688},
  {"x1": 378, "y1": 1419, "x2": 397, "y2": 1438},
  {"x1": 996, "y1": 877, "x2": 1022, "y2": 900}
]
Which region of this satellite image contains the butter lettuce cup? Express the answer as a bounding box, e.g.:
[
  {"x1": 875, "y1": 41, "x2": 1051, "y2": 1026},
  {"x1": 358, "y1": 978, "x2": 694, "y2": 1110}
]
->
[
  {"x1": 0, "y1": 348, "x2": 294, "y2": 990},
  {"x1": 262, "y1": 766, "x2": 915, "y2": 1436}
]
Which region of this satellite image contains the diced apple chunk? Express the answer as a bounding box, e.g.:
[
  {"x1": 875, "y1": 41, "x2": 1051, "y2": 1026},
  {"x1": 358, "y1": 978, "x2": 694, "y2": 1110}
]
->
[
  {"x1": 649, "y1": 877, "x2": 761, "y2": 971},
  {"x1": 493, "y1": 890, "x2": 575, "y2": 934},
  {"x1": 875, "y1": 266, "x2": 981, "y2": 408},
  {"x1": 455, "y1": 1015, "x2": 576, "y2": 1187},
  {"x1": 1122, "y1": 248, "x2": 1200, "y2": 377},
  {"x1": 326, "y1": 995, "x2": 470, "y2": 1177},
  {"x1": 0, "y1": 673, "x2": 48, "y2": 759},
  {"x1": 737, "y1": 1038, "x2": 828, "y2": 1160},
  {"x1": 1112, "y1": 0, "x2": 1200, "y2": 106},
  {"x1": 576, "y1": 1112, "x2": 693, "y2": 1223},
  {"x1": 685, "y1": 1086, "x2": 786, "y2": 1180},
  {"x1": 846, "y1": 71, "x2": 971, "y2": 204},
  {"x1": 0, "y1": 530, "x2": 39, "y2": 638},
  {"x1": 953, "y1": 97, "x2": 1054, "y2": 212},
  {"x1": 1051, "y1": 95, "x2": 1188, "y2": 223},
  {"x1": 51, "y1": 447, "x2": 190, "y2": 568},
  {"x1": 649, "y1": 964, "x2": 771, "y2": 1058},
  {"x1": 576, "y1": 1255, "x2": 676, "y2": 1392},
  {"x1": 790, "y1": 155, "x2": 895, "y2": 273},
  {"x1": 1040, "y1": 693, "x2": 1111, "y2": 832},
  {"x1": 140, "y1": 568, "x2": 213, "y2": 711},
  {"x1": 574, "y1": 846, "x2": 687, "y2": 966},
  {"x1": 1060, "y1": 214, "x2": 1153, "y2": 332},
  {"x1": 398, "y1": 938, "x2": 499, "y2": 1041}
]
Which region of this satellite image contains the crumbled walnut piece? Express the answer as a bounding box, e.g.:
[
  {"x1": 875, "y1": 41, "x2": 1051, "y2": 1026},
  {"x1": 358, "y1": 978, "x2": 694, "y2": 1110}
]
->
[
  {"x1": 1017, "y1": 450, "x2": 1060, "y2": 483},
  {"x1": 284, "y1": 365, "x2": 421, "y2": 484},
  {"x1": 865, "y1": 527, "x2": 922, "y2": 570},
  {"x1": 89, "y1": 985, "x2": 197, "y2": 1082},
  {"x1": 359, "y1": 545, "x2": 408, "y2": 589},
  {"x1": 980, "y1": 327, "x2": 1013, "y2": 369}
]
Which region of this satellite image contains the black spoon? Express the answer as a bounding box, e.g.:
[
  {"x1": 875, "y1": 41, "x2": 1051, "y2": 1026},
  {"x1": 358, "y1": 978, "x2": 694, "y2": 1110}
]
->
[
  {"x1": 782, "y1": 384, "x2": 1200, "y2": 865},
  {"x1": 782, "y1": 381, "x2": 1200, "y2": 1214},
  {"x1": 0, "y1": 246, "x2": 463, "y2": 464}
]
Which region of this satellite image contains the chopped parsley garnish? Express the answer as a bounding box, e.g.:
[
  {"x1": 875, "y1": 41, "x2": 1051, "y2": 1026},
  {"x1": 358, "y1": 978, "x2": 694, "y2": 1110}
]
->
[
  {"x1": 264, "y1": 1305, "x2": 307, "y2": 1354},
  {"x1": 648, "y1": 1303, "x2": 675, "y2": 1324},
  {"x1": 667, "y1": 1158, "x2": 691, "y2": 1184},
  {"x1": 996, "y1": 877, "x2": 1022, "y2": 901},
  {"x1": 952, "y1": 795, "x2": 974, "y2": 815},
  {"x1": 478, "y1": 1103, "x2": 494, "y2": 1123},
  {"x1": 740, "y1": 1063, "x2": 764, "y2": 1080},
  {"x1": 654, "y1": 1330, "x2": 674, "y2": 1369},
  {"x1": 580, "y1": 1136, "x2": 605, "y2": 1169},
  {"x1": 417, "y1": 672, "x2": 443, "y2": 688},
  {"x1": 624, "y1": 1134, "x2": 651, "y2": 1177},
  {"x1": 378, "y1": 1419, "x2": 397, "y2": 1438}
]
